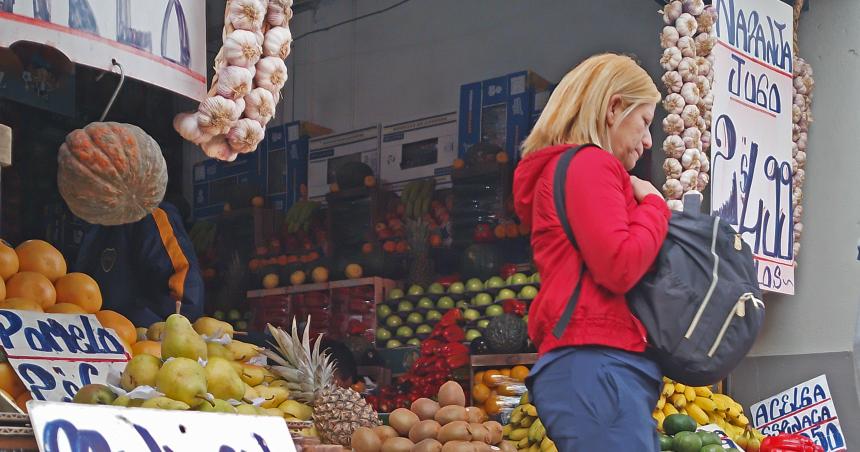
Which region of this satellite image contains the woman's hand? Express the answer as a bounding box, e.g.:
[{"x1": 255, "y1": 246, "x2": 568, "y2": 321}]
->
[{"x1": 630, "y1": 176, "x2": 663, "y2": 203}]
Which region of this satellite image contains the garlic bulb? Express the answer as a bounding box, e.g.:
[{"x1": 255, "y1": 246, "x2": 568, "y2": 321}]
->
[
  {"x1": 224, "y1": 30, "x2": 263, "y2": 68},
  {"x1": 699, "y1": 151, "x2": 710, "y2": 173},
  {"x1": 667, "y1": 199, "x2": 684, "y2": 211},
  {"x1": 663, "y1": 93, "x2": 686, "y2": 114},
  {"x1": 263, "y1": 26, "x2": 293, "y2": 60},
  {"x1": 681, "y1": 149, "x2": 702, "y2": 170},
  {"x1": 682, "y1": 104, "x2": 700, "y2": 128},
  {"x1": 682, "y1": 127, "x2": 702, "y2": 145},
  {"x1": 795, "y1": 150, "x2": 807, "y2": 165},
  {"x1": 255, "y1": 56, "x2": 289, "y2": 94},
  {"x1": 701, "y1": 130, "x2": 711, "y2": 151},
  {"x1": 681, "y1": 82, "x2": 701, "y2": 105},
  {"x1": 661, "y1": 47, "x2": 683, "y2": 71},
  {"x1": 675, "y1": 13, "x2": 698, "y2": 37},
  {"x1": 267, "y1": 1, "x2": 293, "y2": 27},
  {"x1": 234, "y1": 97, "x2": 246, "y2": 117},
  {"x1": 697, "y1": 7, "x2": 717, "y2": 33},
  {"x1": 695, "y1": 33, "x2": 716, "y2": 56},
  {"x1": 663, "y1": 114, "x2": 685, "y2": 135},
  {"x1": 201, "y1": 135, "x2": 238, "y2": 162},
  {"x1": 682, "y1": 0, "x2": 705, "y2": 15},
  {"x1": 696, "y1": 116, "x2": 706, "y2": 131},
  {"x1": 173, "y1": 112, "x2": 212, "y2": 145},
  {"x1": 197, "y1": 96, "x2": 241, "y2": 135},
  {"x1": 663, "y1": 158, "x2": 683, "y2": 179},
  {"x1": 244, "y1": 88, "x2": 276, "y2": 126},
  {"x1": 678, "y1": 57, "x2": 699, "y2": 82},
  {"x1": 662, "y1": 71, "x2": 684, "y2": 93},
  {"x1": 663, "y1": 135, "x2": 686, "y2": 159},
  {"x1": 663, "y1": 179, "x2": 684, "y2": 200},
  {"x1": 696, "y1": 171, "x2": 710, "y2": 191},
  {"x1": 215, "y1": 66, "x2": 253, "y2": 100},
  {"x1": 227, "y1": 118, "x2": 265, "y2": 154},
  {"x1": 697, "y1": 56, "x2": 711, "y2": 76},
  {"x1": 677, "y1": 36, "x2": 697, "y2": 58},
  {"x1": 228, "y1": 0, "x2": 266, "y2": 32},
  {"x1": 793, "y1": 93, "x2": 806, "y2": 110},
  {"x1": 695, "y1": 76, "x2": 711, "y2": 97},
  {"x1": 793, "y1": 168, "x2": 805, "y2": 185},
  {"x1": 680, "y1": 169, "x2": 698, "y2": 191},
  {"x1": 792, "y1": 104, "x2": 802, "y2": 123},
  {"x1": 660, "y1": 26, "x2": 680, "y2": 49},
  {"x1": 663, "y1": 1, "x2": 683, "y2": 25}
]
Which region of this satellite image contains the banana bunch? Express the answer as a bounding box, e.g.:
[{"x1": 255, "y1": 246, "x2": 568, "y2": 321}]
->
[
  {"x1": 189, "y1": 221, "x2": 217, "y2": 255},
  {"x1": 402, "y1": 178, "x2": 435, "y2": 220},
  {"x1": 653, "y1": 378, "x2": 755, "y2": 439},
  {"x1": 285, "y1": 201, "x2": 320, "y2": 233},
  {"x1": 503, "y1": 392, "x2": 556, "y2": 452}
]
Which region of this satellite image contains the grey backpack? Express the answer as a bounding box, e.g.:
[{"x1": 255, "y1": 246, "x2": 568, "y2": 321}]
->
[{"x1": 552, "y1": 145, "x2": 765, "y2": 386}]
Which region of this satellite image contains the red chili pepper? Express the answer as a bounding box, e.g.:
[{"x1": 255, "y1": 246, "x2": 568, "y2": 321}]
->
[
  {"x1": 442, "y1": 326, "x2": 465, "y2": 343},
  {"x1": 760, "y1": 434, "x2": 824, "y2": 452},
  {"x1": 502, "y1": 300, "x2": 527, "y2": 316}
]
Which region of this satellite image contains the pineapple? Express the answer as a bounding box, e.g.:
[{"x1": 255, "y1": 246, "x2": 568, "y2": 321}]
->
[
  {"x1": 262, "y1": 318, "x2": 380, "y2": 447},
  {"x1": 406, "y1": 218, "x2": 433, "y2": 286}
]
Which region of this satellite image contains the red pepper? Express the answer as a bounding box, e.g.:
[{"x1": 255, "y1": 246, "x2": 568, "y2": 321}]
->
[
  {"x1": 500, "y1": 263, "x2": 518, "y2": 280},
  {"x1": 440, "y1": 343, "x2": 469, "y2": 368},
  {"x1": 502, "y1": 300, "x2": 527, "y2": 316},
  {"x1": 760, "y1": 434, "x2": 824, "y2": 452},
  {"x1": 442, "y1": 326, "x2": 465, "y2": 343}
]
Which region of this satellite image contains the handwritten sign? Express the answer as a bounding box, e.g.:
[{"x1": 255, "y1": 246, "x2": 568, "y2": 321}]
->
[
  {"x1": 0, "y1": 0, "x2": 206, "y2": 100},
  {"x1": 710, "y1": 0, "x2": 795, "y2": 294},
  {"x1": 750, "y1": 375, "x2": 846, "y2": 451},
  {"x1": 29, "y1": 400, "x2": 295, "y2": 452},
  {"x1": 0, "y1": 310, "x2": 129, "y2": 402}
]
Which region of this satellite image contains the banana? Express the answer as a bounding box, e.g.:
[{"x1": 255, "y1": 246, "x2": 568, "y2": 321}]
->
[
  {"x1": 694, "y1": 397, "x2": 717, "y2": 413},
  {"x1": 656, "y1": 396, "x2": 666, "y2": 410},
  {"x1": 734, "y1": 414, "x2": 750, "y2": 427},
  {"x1": 727, "y1": 405, "x2": 741, "y2": 420},
  {"x1": 510, "y1": 406, "x2": 524, "y2": 425},
  {"x1": 503, "y1": 424, "x2": 513, "y2": 437},
  {"x1": 670, "y1": 393, "x2": 687, "y2": 409},
  {"x1": 711, "y1": 394, "x2": 731, "y2": 412},
  {"x1": 674, "y1": 383, "x2": 687, "y2": 394},
  {"x1": 695, "y1": 386, "x2": 714, "y2": 398},
  {"x1": 661, "y1": 383, "x2": 675, "y2": 397},
  {"x1": 653, "y1": 409, "x2": 666, "y2": 431},
  {"x1": 528, "y1": 444, "x2": 540, "y2": 452},
  {"x1": 684, "y1": 386, "x2": 697, "y2": 403},
  {"x1": 662, "y1": 403, "x2": 679, "y2": 417},
  {"x1": 509, "y1": 428, "x2": 530, "y2": 441},
  {"x1": 540, "y1": 437, "x2": 555, "y2": 452},
  {"x1": 517, "y1": 437, "x2": 531, "y2": 449},
  {"x1": 528, "y1": 418, "x2": 545, "y2": 443},
  {"x1": 686, "y1": 402, "x2": 710, "y2": 425},
  {"x1": 523, "y1": 403, "x2": 538, "y2": 418},
  {"x1": 519, "y1": 416, "x2": 534, "y2": 428}
]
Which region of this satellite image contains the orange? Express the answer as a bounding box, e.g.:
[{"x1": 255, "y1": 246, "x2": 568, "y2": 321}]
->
[
  {"x1": 511, "y1": 365, "x2": 530, "y2": 382},
  {"x1": 45, "y1": 303, "x2": 88, "y2": 314},
  {"x1": 483, "y1": 370, "x2": 502, "y2": 388},
  {"x1": 499, "y1": 368, "x2": 512, "y2": 378},
  {"x1": 505, "y1": 224, "x2": 519, "y2": 239},
  {"x1": 452, "y1": 159, "x2": 466, "y2": 170},
  {"x1": 0, "y1": 277, "x2": 5, "y2": 301},
  {"x1": 15, "y1": 240, "x2": 67, "y2": 282},
  {"x1": 289, "y1": 271, "x2": 306, "y2": 286},
  {"x1": 330, "y1": 183, "x2": 340, "y2": 193},
  {"x1": 248, "y1": 259, "x2": 261, "y2": 272},
  {"x1": 496, "y1": 152, "x2": 509, "y2": 164},
  {"x1": 15, "y1": 392, "x2": 31, "y2": 413},
  {"x1": 54, "y1": 272, "x2": 102, "y2": 313},
  {"x1": 262, "y1": 273, "x2": 280, "y2": 289},
  {"x1": 0, "y1": 241, "x2": 19, "y2": 280},
  {"x1": 361, "y1": 243, "x2": 373, "y2": 254},
  {"x1": 251, "y1": 196, "x2": 265, "y2": 208},
  {"x1": 345, "y1": 264, "x2": 363, "y2": 279},
  {"x1": 131, "y1": 340, "x2": 162, "y2": 359},
  {"x1": 472, "y1": 383, "x2": 491, "y2": 403},
  {"x1": 494, "y1": 225, "x2": 506, "y2": 240},
  {"x1": 95, "y1": 310, "x2": 137, "y2": 345},
  {"x1": 0, "y1": 298, "x2": 43, "y2": 312},
  {"x1": 483, "y1": 396, "x2": 501, "y2": 416},
  {"x1": 0, "y1": 363, "x2": 25, "y2": 397},
  {"x1": 496, "y1": 382, "x2": 520, "y2": 396},
  {"x1": 518, "y1": 223, "x2": 530, "y2": 236},
  {"x1": 277, "y1": 255, "x2": 288, "y2": 266},
  {"x1": 6, "y1": 272, "x2": 56, "y2": 308},
  {"x1": 311, "y1": 267, "x2": 329, "y2": 283},
  {"x1": 383, "y1": 241, "x2": 396, "y2": 253},
  {"x1": 429, "y1": 235, "x2": 443, "y2": 247},
  {"x1": 395, "y1": 241, "x2": 408, "y2": 254},
  {"x1": 364, "y1": 175, "x2": 377, "y2": 187},
  {"x1": 474, "y1": 371, "x2": 485, "y2": 384}
]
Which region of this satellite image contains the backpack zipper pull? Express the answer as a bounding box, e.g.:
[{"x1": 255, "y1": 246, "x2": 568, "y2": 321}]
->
[
  {"x1": 736, "y1": 297, "x2": 746, "y2": 318},
  {"x1": 734, "y1": 234, "x2": 743, "y2": 251}
]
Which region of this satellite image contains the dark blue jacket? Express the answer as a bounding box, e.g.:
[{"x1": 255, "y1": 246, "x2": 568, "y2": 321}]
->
[{"x1": 75, "y1": 202, "x2": 204, "y2": 326}]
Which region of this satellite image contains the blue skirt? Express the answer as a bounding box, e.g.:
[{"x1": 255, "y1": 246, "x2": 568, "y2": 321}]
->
[{"x1": 526, "y1": 347, "x2": 663, "y2": 452}]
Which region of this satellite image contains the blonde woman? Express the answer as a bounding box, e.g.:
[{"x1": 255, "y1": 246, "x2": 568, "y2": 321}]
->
[{"x1": 513, "y1": 54, "x2": 670, "y2": 450}]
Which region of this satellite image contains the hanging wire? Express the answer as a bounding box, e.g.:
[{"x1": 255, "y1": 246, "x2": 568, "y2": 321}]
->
[{"x1": 95, "y1": 59, "x2": 125, "y2": 121}]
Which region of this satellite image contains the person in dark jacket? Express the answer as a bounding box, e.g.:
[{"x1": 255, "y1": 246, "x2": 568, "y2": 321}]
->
[
  {"x1": 513, "y1": 54, "x2": 669, "y2": 451},
  {"x1": 75, "y1": 200, "x2": 204, "y2": 327}
]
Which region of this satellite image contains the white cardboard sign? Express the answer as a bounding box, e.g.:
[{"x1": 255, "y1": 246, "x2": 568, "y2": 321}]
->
[
  {"x1": 749, "y1": 374, "x2": 846, "y2": 451},
  {"x1": 0, "y1": 310, "x2": 129, "y2": 402},
  {"x1": 28, "y1": 400, "x2": 296, "y2": 452}
]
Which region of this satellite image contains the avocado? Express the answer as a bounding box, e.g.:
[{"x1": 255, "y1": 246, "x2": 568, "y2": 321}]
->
[
  {"x1": 697, "y1": 431, "x2": 721, "y2": 446},
  {"x1": 701, "y1": 445, "x2": 725, "y2": 452},
  {"x1": 672, "y1": 432, "x2": 702, "y2": 452},
  {"x1": 663, "y1": 413, "x2": 697, "y2": 435},
  {"x1": 659, "y1": 434, "x2": 674, "y2": 450}
]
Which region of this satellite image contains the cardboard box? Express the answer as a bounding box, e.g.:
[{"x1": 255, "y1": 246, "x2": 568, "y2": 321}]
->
[
  {"x1": 308, "y1": 125, "x2": 381, "y2": 202},
  {"x1": 458, "y1": 71, "x2": 553, "y2": 163},
  {"x1": 380, "y1": 112, "x2": 457, "y2": 192},
  {"x1": 259, "y1": 121, "x2": 331, "y2": 212}
]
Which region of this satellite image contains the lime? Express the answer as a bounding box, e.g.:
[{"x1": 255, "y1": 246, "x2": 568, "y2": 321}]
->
[
  {"x1": 672, "y1": 432, "x2": 702, "y2": 452},
  {"x1": 697, "y1": 431, "x2": 721, "y2": 446},
  {"x1": 659, "y1": 434, "x2": 674, "y2": 450}
]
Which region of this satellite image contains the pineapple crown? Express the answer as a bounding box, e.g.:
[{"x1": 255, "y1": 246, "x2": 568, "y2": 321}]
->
[{"x1": 262, "y1": 317, "x2": 337, "y2": 404}]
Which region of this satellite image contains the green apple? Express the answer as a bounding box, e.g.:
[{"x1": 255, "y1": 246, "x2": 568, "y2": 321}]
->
[
  {"x1": 406, "y1": 338, "x2": 421, "y2": 346},
  {"x1": 396, "y1": 326, "x2": 414, "y2": 338},
  {"x1": 386, "y1": 339, "x2": 403, "y2": 348},
  {"x1": 465, "y1": 329, "x2": 482, "y2": 341},
  {"x1": 462, "y1": 309, "x2": 481, "y2": 321},
  {"x1": 416, "y1": 324, "x2": 433, "y2": 335},
  {"x1": 376, "y1": 328, "x2": 392, "y2": 341},
  {"x1": 477, "y1": 319, "x2": 490, "y2": 329},
  {"x1": 388, "y1": 288, "x2": 405, "y2": 300},
  {"x1": 473, "y1": 293, "x2": 493, "y2": 306},
  {"x1": 496, "y1": 288, "x2": 517, "y2": 301},
  {"x1": 385, "y1": 316, "x2": 403, "y2": 328},
  {"x1": 407, "y1": 284, "x2": 425, "y2": 296},
  {"x1": 426, "y1": 310, "x2": 442, "y2": 321},
  {"x1": 417, "y1": 297, "x2": 435, "y2": 309},
  {"x1": 228, "y1": 309, "x2": 241, "y2": 321},
  {"x1": 511, "y1": 273, "x2": 530, "y2": 285},
  {"x1": 406, "y1": 313, "x2": 424, "y2": 325},
  {"x1": 397, "y1": 300, "x2": 414, "y2": 312},
  {"x1": 485, "y1": 305, "x2": 504, "y2": 317},
  {"x1": 485, "y1": 276, "x2": 505, "y2": 289},
  {"x1": 523, "y1": 315, "x2": 529, "y2": 324},
  {"x1": 213, "y1": 310, "x2": 225, "y2": 320},
  {"x1": 428, "y1": 283, "x2": 445, "y2": 294},
  {"x1": 377, "y1": 305, "x2": 392, "y2": 318},
  {"x1": 456, "y1": 301, "x2": 470, "y2": 310},
  {"x1": 436, "y1": 296, "x2": 455, "y2": 309},
  {"x1": 448, "y1": 282, "x2": 466, "y2": 294},
  {"x1": 465, "y1": 278, "x2": 484, "y2": 292},
  {"x1": 518, "y1": 285, "x2": 539, "y2": 300},
  {"x1": 235, "y1": 320, "x2": 248, "y2": 331},
  {"x1": 531, "y1": 272, "x2": 541, "y2": 284}
]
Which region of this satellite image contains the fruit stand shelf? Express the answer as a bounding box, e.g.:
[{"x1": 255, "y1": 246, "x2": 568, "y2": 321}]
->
[
  {"x1": 470, "y1": 353, "x2": 538, "y2": 367},
  {"x1": 247, "y1": 277, "x2": 394, "y2": 297}
]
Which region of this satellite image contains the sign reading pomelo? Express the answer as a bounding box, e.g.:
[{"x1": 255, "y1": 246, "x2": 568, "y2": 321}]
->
[{"x1": 0, "y1": 310, "x2": 129, "y2": 402}]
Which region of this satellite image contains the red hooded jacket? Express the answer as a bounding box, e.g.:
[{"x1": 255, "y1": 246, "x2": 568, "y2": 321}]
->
[{"x1": 513, "y1": 144, "x2": 671, "y2": 355}]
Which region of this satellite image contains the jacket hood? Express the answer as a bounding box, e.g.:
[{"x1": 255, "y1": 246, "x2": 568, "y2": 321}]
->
[{"x1": 513, "y1": 145, "x2": 572, "y2": 227}]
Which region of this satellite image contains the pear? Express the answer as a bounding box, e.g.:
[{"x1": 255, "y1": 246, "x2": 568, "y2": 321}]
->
[
  {"x1": 236, "y1": 403, "x2": 260, "y2": 415},
  {"x1": 161, "y1": 314, "x2": 207, "y2": 361},
  {"x1": 141, "y1": 396, "x2": 190, "y2": 410},
  {"x1": 243, "y1": 384, "x2": 260, "y2": 402},
  {"x1": 194, "y1": 398, "x2": 237, "y2": 414},
  {"x1": 147, "y1": 322, "x2": 166, "y2": 341},
  {"x1": 263, "y1": 407, "x2": 284, "y2": 417},
  {"x1": 136, "y1": 327, "x2": 148, "y2": 342},
  {"x1": 270, "y1": 379, "x2": 291, "y2": 389},
  {"x1": 279, "y1": 400, "x2": 313, "y2": 421},
  {"x1": 205, "y1": 357, "x2": 245, "y2": 401},
  {"x1": 207, "y1": 342, "x2": 233, "y2": 360},
  {"x1": 113, "y1": 396, "x2": 145, "y2": 407},
  {"x1": 155, "y1": 357, "x2": 208, "y2": 406},
  {"x1": 238, "y1": 364, "x2": 266, "y2": 386},
  {"x1": 226, "y1": 340, "x2": 261, "y2": 361},
  {"x1": 193, "y1": 317, "x2": 234, "y2": 339},
  {"x1": 254, "y1": 385, "x2": 290, "y2": 408},
  {"x1": 73, "y1": 384, "x2": 117, "y2": 405},
  {"x1": 120, "y1": 354, "x2": 162, "y2": 391}
]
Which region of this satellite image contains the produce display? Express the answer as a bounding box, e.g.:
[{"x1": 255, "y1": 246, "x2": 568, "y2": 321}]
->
[
  {"x1": 791, "y1": 53, "x2": 814, "y2": 258},
  {"x1": 501, "y1": 392, "x2": 554, "y2": 452},
  {"x1": 471, "y1": 368, "x2": 530, "y2": 420},
  {"x1": 659, "y1": 414, "x2": 744, "y2": 452}
]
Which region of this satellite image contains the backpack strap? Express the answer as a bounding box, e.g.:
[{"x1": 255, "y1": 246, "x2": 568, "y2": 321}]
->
[{"x1": 551, "y1": 145, "x2": 591, "y2": 339}]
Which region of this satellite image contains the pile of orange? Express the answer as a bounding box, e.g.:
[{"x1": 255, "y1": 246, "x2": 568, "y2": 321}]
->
[{"x1": 471, "y1": 365, "x2": 530, "y2": 416}]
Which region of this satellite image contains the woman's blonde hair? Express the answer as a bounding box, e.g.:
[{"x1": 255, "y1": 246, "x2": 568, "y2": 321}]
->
[{"x1": 521, "y1": 53, "x2": 660, "y2": 158}]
